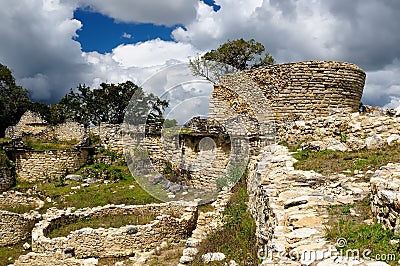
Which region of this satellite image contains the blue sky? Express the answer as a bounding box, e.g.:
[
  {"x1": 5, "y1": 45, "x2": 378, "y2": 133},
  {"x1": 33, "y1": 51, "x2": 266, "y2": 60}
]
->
[
  {"x1": 74, "y1": 0, "x2": 220, "y2": 53},
  {"x1": 1, "y1": 0, "x2": 400, "y2": 112},
  {"x1": 74, "y1": 9, "x2": 178, "y2": 53}
]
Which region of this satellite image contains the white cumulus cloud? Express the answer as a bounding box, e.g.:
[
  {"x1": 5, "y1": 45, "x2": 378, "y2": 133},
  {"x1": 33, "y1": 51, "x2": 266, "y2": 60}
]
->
[
  {"x1": 111, "y1": 39, "x2": 200, "y2": 68},
  {"x1": 78, "y1": 0, "x2": 199, "y2": 26}
]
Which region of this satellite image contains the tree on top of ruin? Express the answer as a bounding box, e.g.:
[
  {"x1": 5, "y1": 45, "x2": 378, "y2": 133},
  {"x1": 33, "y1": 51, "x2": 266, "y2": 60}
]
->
[{"x1": 189, "y1": 38, "x2": 275, "y2": 83}]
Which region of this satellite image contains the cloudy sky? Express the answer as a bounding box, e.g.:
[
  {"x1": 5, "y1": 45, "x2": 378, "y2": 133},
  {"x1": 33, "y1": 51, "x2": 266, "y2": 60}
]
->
[{"x1": 1, "y1": 0, "x2": 400, "y2": 114}]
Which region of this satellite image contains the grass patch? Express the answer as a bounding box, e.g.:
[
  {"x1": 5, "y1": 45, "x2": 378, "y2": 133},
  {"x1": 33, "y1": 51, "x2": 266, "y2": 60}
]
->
[
  {"x1": 0, "y1": 242, "x2": 29, "y2": 264},
  {"x1": 0, "y1": 138, "x2": 11, "y2": 147},
  {"x1": 293, "y1": 144, "x2": 400, "y2": 175},
  {"x1": 325, "y1": 196, "x2": 400, "y2": 265},
  {"x1": 24, "y1": 138, "x2": 79, "y2": 150},
  {"x1": 191, "y1": 175, "x2": 258, "y2": 265},
  {"x1": 47, "y1": 213, "x2": 156, "y2": 238},
  {"x1": 11, "y1": 174, "x2": 160, "y2": 212},
  {"x1": 41, "y1": 176, "x2": 160, "y2": 211},
  {"x1": 198, "y1": 203, "x2": 215, "y2": 213},
  {"x1": 7, "y1": 149, "x2": 160, "y2": 212},
  {"x1": 79, "y1": 163, "x2": 132, "y2": 181}
]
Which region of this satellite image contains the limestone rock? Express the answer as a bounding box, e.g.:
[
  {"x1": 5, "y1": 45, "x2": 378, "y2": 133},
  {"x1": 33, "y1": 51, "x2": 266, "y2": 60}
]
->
[
  {"x1": 387, "y1": 134, "x2": 400, "y2": 146},
  {"x1": 365, "y1": 133, "x2": 385, "y2": 149},
  {"x1": 202, "y1": 252, "x2": 226, "y2": 263},
  {"x1": 327, "y1": 140, "x2": 348, "y2": 152},
  {"x1": 65, "y1": 175, "x2": 82, "y2": 181},
  {"x1": 284, "y1": 196, "x2": 309, "y2": 209}
]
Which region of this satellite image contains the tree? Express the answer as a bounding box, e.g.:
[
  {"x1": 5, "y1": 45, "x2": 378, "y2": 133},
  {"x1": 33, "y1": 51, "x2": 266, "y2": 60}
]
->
[
  {"x1": 60, "y1": 81, "x2": 168, "y2": 127},
  {"x1": 189, "y1": 38, "x2": 275, "y2": 83},
  {"x1": 164, "y1": 119, "x2": 178, "y2": 128},
  {"x1": 0, "y1": 64, "x2": 31, "y2": 137}
]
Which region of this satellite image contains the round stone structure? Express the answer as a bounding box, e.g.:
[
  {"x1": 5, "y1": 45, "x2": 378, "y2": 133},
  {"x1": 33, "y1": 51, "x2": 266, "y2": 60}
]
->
[{"x1": 210, "y1": 61, "x2": 366, "y2": 124}]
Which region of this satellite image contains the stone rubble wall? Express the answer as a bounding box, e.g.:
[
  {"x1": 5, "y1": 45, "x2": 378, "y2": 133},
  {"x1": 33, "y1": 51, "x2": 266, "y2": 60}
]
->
[
  {"x1": 143, "y1": 134, "x2": 230, "y2": 191},
  {"x1": 178, "y1": 191, "x2": 233, "y2": 265},
  {"x1": 13, "y1": 149, "x2": 90, "y2": 182},
  {"x1": 0, "y1": 192, "x2": 43, "y2": 247},
  {"x1": 0, "y1": 155, "x2": 14, "y2": 192},
  {"x1": 247, "y1": 145, "x2": 371, "y2": 265},
  {"x1": 5, "y1": 111, "x2": 86, "y2": 142},
  {"x1": 32, "y1": 203, "x2": 198, "y2": 259},
  {"x1": 0, "y1": 190, "x2": 44, "y2": 210},
  {"x1": 90, "y1": 123, "x2": 124, "y2": 153},
  {"x1": 0, "y1": 210, "x2": 41, "y2": 246},
  {"x1": 5, "y1": 111, "x2": 48, "y2": 138},
  {"x1": 277, "y1": 110, "x2": 400, "y2": 151},
  {"x1": 51, "y1": 122, "x2": 86, "y2": 142},
  {"x1": 370, "y1": 163, "x2": 400, "y2": 234},
  {"x1": 210, "y1": 61, "x2": 365, "y2": 130}
]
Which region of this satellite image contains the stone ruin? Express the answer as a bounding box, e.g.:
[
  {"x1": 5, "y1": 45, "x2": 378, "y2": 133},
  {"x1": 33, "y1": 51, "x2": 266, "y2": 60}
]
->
[{"x1": 5, "y1": 60, "x2": 400, "y2": 264}]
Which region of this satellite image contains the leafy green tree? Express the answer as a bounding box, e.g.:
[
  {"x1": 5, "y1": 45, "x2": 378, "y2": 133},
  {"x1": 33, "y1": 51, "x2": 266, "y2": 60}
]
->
[
  {"x1": 164, "y1": 119, "x2": 178, "y2": 128},
  {"x1": 0, "y1": 64, "x2": 30, "y2": 137},
  {"x1": 189, "y1": 38, "x2": 275, "y2": 83},
  {"x1": 60, "y1": 81, "x2": 168, "y2": 127}
]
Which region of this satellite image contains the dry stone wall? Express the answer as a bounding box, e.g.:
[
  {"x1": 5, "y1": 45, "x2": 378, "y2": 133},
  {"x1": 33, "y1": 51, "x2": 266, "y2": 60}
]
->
[
  {"x1": 0, "y1": 210, "x2": 41, "y2": 246},
  {"x1": 277, "y1": 109, "x2": 400, "y2": 151},
  {"x1": 370, "y1": 163, "x2": 400, "y2": 234},
  {"x1": 5, "y1": 111, "x2": 48, "y2": 138},
  {"x1": 5, "y1": 111, "x2": 85, "y2": 142},
  {"x1": 247, "y1": 145, "x2": 372, "y2": 265},
  {"x1": 90, "y1": 123, "x2": 124, "y2": 153},
  {"x1": 143, "y1": 134, "x2": 230, "y2": 191},
  {"x1": 0, "y1": 152, "x2": 14, "y2": 192},
  {"x1": 12, "y1": 149, "x2": 90, "y2": 182},
  {"x1": 32, "y1": 203, "x2": 197, "y2": 259},
  {"x1": 210, "y1": 61, "x2": 365, "y2": 129}
]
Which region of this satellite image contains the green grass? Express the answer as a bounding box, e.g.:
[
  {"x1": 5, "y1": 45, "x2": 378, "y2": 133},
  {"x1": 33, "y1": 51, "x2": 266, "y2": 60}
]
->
[
  {"x1": 0, "y1": 242, "x2": 28, "y2": 265},
  {"x1": 24, "y1": 138, "x2": 79, "y2": 150},
  {"x1": 293, "y1": 144, "x2": 400, "y2": 175},
  {"x1": 161, "y1": 126, "x2": 191, "y2": 137},
  {"x1": 0, "y1": 138, "x2": 11, "y2": 147},
  {"x1": 11, "y1": 174, "x2": 160, "y2": 212},
  {"x1": 78, "y1": 163, "x2": 132, "y2": 181},
  {"x1": 191, "y1": 175, "x2": 259, "y2": 265},
  {"x1": 325, "y1": 197, "x2": 400, "y2": 265},
  {"x1": 6, "y1": 148, "x2": 160, "y2": 212},
  {"x1": 47, "y1": 213, "x2": 156, "y2": 238}
]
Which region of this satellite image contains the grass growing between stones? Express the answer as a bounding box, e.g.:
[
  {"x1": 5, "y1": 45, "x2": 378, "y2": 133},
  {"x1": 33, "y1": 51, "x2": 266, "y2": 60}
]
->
[
  {"x1": 0, "y1": 204, "x2": 37, "y2": 214},
  {"x1": 0, "y1": 242, "x2": 28, "y2": 265},
  {"x1": 47, "y1": 213, "x2": 156, "y2": 238},
  {"x1": 191, "y1": 177, "x2": 259, "y2": 265},
  {"x1": 292, "y1": 144, "x2": 400, "y2": 175},
  {"x1": 325, "y1": 196, "x2": 400, "y2": 265}
]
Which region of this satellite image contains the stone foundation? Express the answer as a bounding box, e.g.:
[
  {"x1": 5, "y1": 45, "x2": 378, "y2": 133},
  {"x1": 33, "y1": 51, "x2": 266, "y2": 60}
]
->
[{"x1": 32, "y1": 203, "x2": 198, "y2": 259}]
